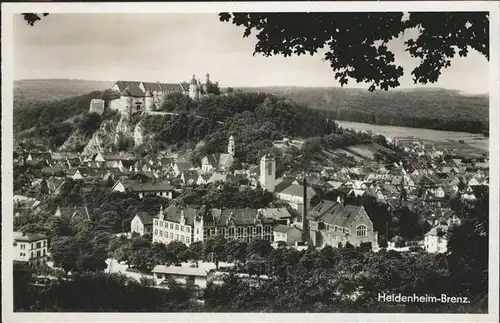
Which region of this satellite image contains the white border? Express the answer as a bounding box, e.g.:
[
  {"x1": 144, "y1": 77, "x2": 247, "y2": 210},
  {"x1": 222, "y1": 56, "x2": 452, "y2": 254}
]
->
[{"x1": 2, "y1": 2, "x2": 499, "y2": 323}]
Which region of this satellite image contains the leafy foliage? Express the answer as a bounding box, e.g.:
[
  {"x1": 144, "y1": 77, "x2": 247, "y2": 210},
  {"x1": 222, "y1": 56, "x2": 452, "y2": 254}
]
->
[
  {"x1": 220, "y1": 12, "x2": 488, "y2": 92},
  {"x1": 174, "y1": 182, "x2": 275, "y2": 209}
]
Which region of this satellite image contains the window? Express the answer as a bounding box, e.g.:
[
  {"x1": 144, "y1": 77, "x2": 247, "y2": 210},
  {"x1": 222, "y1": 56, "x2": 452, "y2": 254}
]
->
[
  {"x1": 43, "y1": 241, "x2": 47, "y2": 247},
  {"x1": 170, "y1": 232, "x2": 173, "y2": 239},
  {"x1": 267, "y1": 162, "x2": 273, "y2": 175},
  {"x1": 37, "y1": 250, "x2": 41, "y2": 257},
  {"x1": 43, "y1": 249, "x2": 46, "y2": 256},
  {"x1": 180, "y1": 225, "x2": 184, "y2": 232},
  {"x1": 186, "y1": 237, "x2": 191, "y2": 244},
  {"x1": 186, "y1": 227, "x2": 191, "y2": 234},
  {"x1": 154, "y1": 219, "x2": 158, "y2": 226},
  {"x1": 175, "y1": 224, "x2": 179, "y2": 231},
  {"x1": 20, "y1": 244, "x2": 25, "y2": 250},
  {"x1": 180, "y1": 236, "x2": 184, "y2": 242},
  {"x1": 160, "y1": 231, "x2": 163, "y2": 237},
  {"x1": 356, "y1": 225, "x2": 367, "y2": 237},
  {"x1": 196, "y1": 228, "x2": 199, "y2": 234},
  {"x1": 170, "y1": 223, "x2": 174, "y2": 229},
  {"x1": 154, "y1": 229, "x2": 158, "y2": 235},
  {"x1": 175, "y1": 234, "x2": 179, "y2": 240}
]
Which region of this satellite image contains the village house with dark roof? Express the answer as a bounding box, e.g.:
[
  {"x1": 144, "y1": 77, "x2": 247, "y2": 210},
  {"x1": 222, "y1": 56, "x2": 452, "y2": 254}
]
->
[
  {"x1": 54, "y1": 205, "x2": 91, "y2": 222},
  {"x1": 112, "y1": 179, "x2": 174, "y2": 199},
  {"x1": 273, "y1": 224, "x2": 303, "y2": 246},
  {"x1": 130, "y1": 212, "x2": 154, "y2": 236}
]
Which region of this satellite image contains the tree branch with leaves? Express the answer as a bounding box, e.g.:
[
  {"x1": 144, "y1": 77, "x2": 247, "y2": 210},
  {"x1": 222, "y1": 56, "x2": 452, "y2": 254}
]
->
[{"x1": 219, "y1": 12, "x2": 489, "y2": 92}]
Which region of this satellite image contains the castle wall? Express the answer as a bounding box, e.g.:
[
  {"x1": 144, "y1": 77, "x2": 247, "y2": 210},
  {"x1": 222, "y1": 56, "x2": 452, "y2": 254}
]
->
[
  {"x1": 89, "y1": 99, "x2": 105, "y2": 115},
  {"x1": 109, "y1": 98, "x2": 123, "y2": 112}
]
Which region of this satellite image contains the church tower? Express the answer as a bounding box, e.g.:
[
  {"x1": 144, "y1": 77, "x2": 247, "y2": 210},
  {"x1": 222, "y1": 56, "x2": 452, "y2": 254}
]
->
[
  {"x1": 120, "y1": 86, "x2": 133, "y2": 119},
  {"x1": 203, "y1": 73, "x2": 210, "y2": 94},
  {"x1": 260, "y1": 155, "x2": 276, "y2": 192},
  {"x1": 145, "y1": 89, "x2": 154, "y2": 112},
  {"x1": 189, "y1": 75, "x2": 199, "y2": 100},
  {"x1": 228, "y1": 135, "x2": 235, "y2": 157}
]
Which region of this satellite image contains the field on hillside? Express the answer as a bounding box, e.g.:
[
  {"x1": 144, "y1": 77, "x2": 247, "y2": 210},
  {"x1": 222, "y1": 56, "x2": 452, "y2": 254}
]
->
[{"x1": 336, "y1": 120, "x2": 489, "y2": 153}]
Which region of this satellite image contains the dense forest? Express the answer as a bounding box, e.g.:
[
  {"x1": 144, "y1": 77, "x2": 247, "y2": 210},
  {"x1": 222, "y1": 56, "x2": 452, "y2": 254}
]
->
[
  {"x1": 14, "y1": 91, "x2": 103, "y2": 133},
  {"x1": 139, "y1": 92, "x2": 340, "y2": 164},
  {"x1": 238, "y1": 87, "x2": 489, "y2": 134}
]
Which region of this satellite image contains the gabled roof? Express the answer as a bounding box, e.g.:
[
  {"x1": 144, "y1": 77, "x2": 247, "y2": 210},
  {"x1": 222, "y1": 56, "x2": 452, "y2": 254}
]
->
[
  {"x1": 135, "y1": 212, "x2": 154, "y2": 225},
  {"x1": 182, "y1": 170, "x2": 199, "y2": 182},
  {"x1": 14, "y1": 232, "x2": 48, "y2": 242},
  {"x1": 208, "y1": 172, "x2": 229, "y2": 183},
  {"x1": 114, "y1": 81, "x2": 141, "y2": 92},
  {"x1": 122, "y1": 180, "x2": 173, "y2": 192},
  {"x1": 47, "y1": 177, "x2": 65, "y2": 192},
  {"x1": 174, "y1": 161, "x2": 193, "y2": 172},
  {"x1": 126, "y1": 84, "x2": 146, "y2": 97},
  {"x1": 159, "y1": 83, "x2": 184, "y2": 93},
  {"x1": 425, "y1": 224, "x2": 448, "y2": 237},
  {"x1": 275, "y1": 182, "x2": 316, "y2": 199},
  {"x1": 159, "y1": 205, "x2": 197, "y2": 226},
  {"x1": 141, "y1": 82, "x2": 163, "y2": 92},
  {"x1": 203, "y1": 153, "x2": 233, "y2": 169},
  {"x1": 308, "y1": 200, "x2": 367, "y2": 228},
  {"x1": 56, "y1": 206, "x2": 90, "y2": 221},
  {"x1": 260, "y1": 208, "x2": 292, "y2": 220},
  {"x1": 208, "y1": 208, "x2": 273, "y2": 227}
]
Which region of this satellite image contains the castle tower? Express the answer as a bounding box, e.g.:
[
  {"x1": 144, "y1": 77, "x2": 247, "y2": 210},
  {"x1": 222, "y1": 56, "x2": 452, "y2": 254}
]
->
[
  {"x1": 260, "y1": 155, "x2": 276, "y2": 192},
  {"x1": 228, "y1": 135, "x2": 235, "y2": 157},
  {"x1": 203, "y1": 73, "x2": 210, "y2": 94},
  {"x1": 120, "y1": 86, "x2": 133, "y2": 119},
  {"x1": 189, "y1": 75, "x2": 198, "y2": 100},
  {"x1": 145, "y1": 89, "x2": 154, "y2": 112}
]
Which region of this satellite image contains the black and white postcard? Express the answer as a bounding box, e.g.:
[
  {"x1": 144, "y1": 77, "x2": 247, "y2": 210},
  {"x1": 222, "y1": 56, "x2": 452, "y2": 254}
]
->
[{"x1": 2, "y1": 2, "x2": 499, "y2": 322}]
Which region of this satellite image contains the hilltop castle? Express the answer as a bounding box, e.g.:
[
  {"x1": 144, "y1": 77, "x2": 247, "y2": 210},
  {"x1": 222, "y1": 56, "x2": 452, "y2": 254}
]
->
[{"x1": 89, "y1": 73, "x2": 219, "y2": 118}]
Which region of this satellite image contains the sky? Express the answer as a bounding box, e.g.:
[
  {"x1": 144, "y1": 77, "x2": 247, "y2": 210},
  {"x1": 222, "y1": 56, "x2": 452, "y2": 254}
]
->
[{"x1": 13, "y1": 13, "x2": 490, "y2": 94}]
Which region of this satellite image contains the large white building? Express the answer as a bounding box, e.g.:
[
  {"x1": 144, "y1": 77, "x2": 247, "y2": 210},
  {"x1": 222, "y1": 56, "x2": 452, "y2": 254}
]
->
[
  {"x1": 423, "y1": 224, "x2": 449, "y2": 253},
  {"x1": 13, "y1": 232, "x2": 49, "y2": 267},
  {"x1": 152, "y1": 205, "x2": 277, "y2": 246}
]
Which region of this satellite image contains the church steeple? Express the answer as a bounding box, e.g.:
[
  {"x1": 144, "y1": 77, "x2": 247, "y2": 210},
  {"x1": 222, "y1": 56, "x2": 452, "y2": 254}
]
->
[{"x1": 228, "y1": 135, "x2": 235, "y2": 157}]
